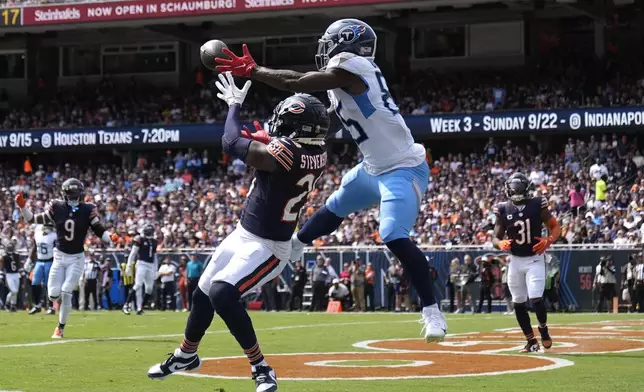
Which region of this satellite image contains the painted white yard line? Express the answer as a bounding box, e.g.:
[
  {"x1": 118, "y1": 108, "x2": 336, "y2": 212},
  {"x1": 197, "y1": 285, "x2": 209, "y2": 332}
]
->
[{"x1": 0, "y1": 319, "x2": 418, "y2": 349}]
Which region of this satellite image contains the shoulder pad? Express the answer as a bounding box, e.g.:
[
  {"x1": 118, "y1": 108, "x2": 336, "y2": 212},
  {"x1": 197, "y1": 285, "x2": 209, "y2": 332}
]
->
[
  {"x1": 327, "y1": 52, "x2": 371, "y2": 74},
  {"x1": 132, "y1": 236, "x2": 142, "y2": 245},
  {"x1": 267, "y1": 138, "x2": 297, "y2": 171}
]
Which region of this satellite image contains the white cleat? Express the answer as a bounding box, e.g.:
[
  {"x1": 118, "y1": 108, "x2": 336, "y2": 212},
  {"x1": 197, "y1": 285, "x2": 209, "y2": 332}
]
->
[
  {"x1": 147, "y1": 348, "x2": 202, "y2": 380},
  {"x1": 420, "y1": 305, "x2": 447, "y2": 342}
]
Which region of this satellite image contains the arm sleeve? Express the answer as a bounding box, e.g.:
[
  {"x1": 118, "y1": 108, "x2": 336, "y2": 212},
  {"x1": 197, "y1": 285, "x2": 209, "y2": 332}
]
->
[
  {"x1": 222, "y1": 104, "x2": 252, "y2": 160},
  {"x1": 30, "y1": 201, "x2": 55, "y2": 225},
  {"x1": 88, "y1": 205, "x2": 107, "y2": 238},
  {"x1": 127, "y1": 245, "x2": 139, "y2": 267}
]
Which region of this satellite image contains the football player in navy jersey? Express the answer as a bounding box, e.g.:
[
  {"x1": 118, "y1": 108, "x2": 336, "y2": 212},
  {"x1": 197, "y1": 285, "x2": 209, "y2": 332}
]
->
[
  {"x1": 125, "y1": 224, "x2": 157, "y2": 315},
  {"x1": 493, "y1": 173, "x2": 561, "y2": 352},
  {"x1": 148, "y1": 73, "x2": 329, "y2": 392},
  {"x1": 15, "y1": 179, "x2": 119, "y2": 338},
  {"x1": 215, "y1": 18, "x2": 446, "y2": 341}
]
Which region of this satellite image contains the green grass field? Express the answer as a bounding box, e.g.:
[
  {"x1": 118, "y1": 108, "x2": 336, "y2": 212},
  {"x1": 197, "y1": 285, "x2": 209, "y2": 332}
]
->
[{"x1": 0, "y1": 310, "x2": 642, "y2": 392}]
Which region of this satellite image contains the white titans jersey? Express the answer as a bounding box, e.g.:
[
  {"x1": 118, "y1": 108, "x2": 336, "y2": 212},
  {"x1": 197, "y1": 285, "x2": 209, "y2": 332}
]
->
[
  {"x1": 327, "y1": 52, "x2": 425, "y2": 175},
  {"x1": 35, "y1": 226, "x2": 57, "y2": 260}
]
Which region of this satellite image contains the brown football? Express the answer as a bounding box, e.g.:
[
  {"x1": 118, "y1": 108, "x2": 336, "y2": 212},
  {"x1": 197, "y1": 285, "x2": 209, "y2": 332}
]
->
[{"x1": 200, "y1": 40, "x2": 229, "y2": 71}]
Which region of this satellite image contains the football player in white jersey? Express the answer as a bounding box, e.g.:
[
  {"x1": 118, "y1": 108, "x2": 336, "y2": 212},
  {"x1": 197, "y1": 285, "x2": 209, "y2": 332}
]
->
[
  {"x1": 215, "y1": 18, "x2": 446, "y2": 341},
  {"x1": 28, "y1": 224, "x2": 58, "y2": 315}
]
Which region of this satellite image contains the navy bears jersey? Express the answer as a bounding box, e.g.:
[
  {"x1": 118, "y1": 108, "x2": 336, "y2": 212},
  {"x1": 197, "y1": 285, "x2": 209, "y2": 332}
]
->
[
  {"x1": 241, "y1": 137, "x2": 327, "y2": 241},
  {"x1": 2, "y1": 253, "x2": 21, "y2": 273},
  {"x1": 132, "y1": 235, "x2": 157, "y2": 264},
  {"x1": 494, "y1": 197, "x2": 548, "y2": 257},
  {"x1": 38, "y1": 200, "x2": 106, "y2": 254}
]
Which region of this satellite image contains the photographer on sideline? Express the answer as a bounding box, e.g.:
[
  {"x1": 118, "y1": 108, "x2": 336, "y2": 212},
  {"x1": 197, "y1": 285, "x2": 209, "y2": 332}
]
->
[{"x1": 595, "y1": 256, "x2": 616, "y2": 313}]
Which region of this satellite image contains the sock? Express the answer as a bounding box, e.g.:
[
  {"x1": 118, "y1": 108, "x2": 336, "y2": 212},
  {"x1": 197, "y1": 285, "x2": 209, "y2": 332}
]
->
[
  {"x1": 32, "y1": 286, "x2": 42, "y2": 308},
  {"x1": 143, "y1": 293, "x2": 150, "y2": 309},
  {"x1": 244, "y1": 342, "x2": 265, "y2": 367},
  {"x1": 532, "y1": 299, "x2": 548, "y2": 327},
  {"x1": 10, "y1": 292, "x2": 17, "y2": 306},
  {"x1": 5, "y1": 292, "x2": 11, "y2": 306},
  {"x1": 59, "y1": 292, "x2": 72, "y2": 326},
  {"x1": 513, "y1": 302, "x2": 534, "y2": 341},
  {"x1": 297, "y1": 206, "x2": 344, "y2": 243},
  {"x1": 58, "y1": 323, "x2": 65, "y2": 330},
  {"x1": 386, "y1": 238, "x2": 436, "y2": 307},
  {"x1": 135, "y1": 287, "x2": 143, "y2": 311},
  {"x1": 126, "y1": 289, "x2": 136, "y2": 308},
  {"x1": 180, "y1": 288, "x2": 215, "y2": 355},
  {"x1": 208, "y1": 282, "x2": 263, "y2": 366}
]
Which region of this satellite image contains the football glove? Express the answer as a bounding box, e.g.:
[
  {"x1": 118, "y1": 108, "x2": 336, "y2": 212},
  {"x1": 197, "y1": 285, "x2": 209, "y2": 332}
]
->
[
  {"x1": 241, "y1": 121, "x2": 271, "y2": 144},
  {"x1": 215, "y1": 72, "x2": 252, "y2": 106},
  {"x1": 532, "y1": 236, "x2": 554, "y2": 255},
  {"x1": 498, "y1": 239, "x2": 512, "y2": 251},
  {"x1": 215, "y1": 44, "x2": 257, "y2": 78},
  {"x1": 15, "y1": 192, "x2": 26, "y2": 208}
]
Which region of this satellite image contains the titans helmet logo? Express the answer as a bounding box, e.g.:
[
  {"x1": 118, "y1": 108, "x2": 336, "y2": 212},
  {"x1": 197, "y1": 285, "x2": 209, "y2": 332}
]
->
[{"x1": 338, "y1": 24, "x2": 367, "y2": 44}]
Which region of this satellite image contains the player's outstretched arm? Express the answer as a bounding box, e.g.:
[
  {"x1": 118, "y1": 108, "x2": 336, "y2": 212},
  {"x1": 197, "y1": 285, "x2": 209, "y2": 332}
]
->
[
  {"x1": 214, "y1": 44, "x2": 358, "y2": 93},
  {"x1": 216, "y1": 72, "x2": 279, "y2": 172},
  {"x1": 88, "y1": 205, "x2": 119, "y2": 246},
  {"x1": 15, "y1": 193, "x2": 53, "y2": 224}
]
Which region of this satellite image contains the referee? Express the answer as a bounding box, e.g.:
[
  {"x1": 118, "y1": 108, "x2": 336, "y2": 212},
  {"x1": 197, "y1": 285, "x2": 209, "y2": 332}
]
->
[
  {"x1": 83, "y1": 253, "x2": 101, "y2": 310},
  {"x1": 121, "y1": 260, "x2": 136, "y2": 314}
]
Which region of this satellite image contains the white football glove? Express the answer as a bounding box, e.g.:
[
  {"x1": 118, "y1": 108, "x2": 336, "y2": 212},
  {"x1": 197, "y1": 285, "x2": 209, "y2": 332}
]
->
[{"x1": 215, "y1": 71, "x2": 252, "y2": 106}]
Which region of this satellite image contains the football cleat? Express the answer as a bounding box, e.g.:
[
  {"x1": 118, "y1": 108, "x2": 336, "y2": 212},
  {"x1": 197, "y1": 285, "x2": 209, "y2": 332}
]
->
[
  {"x1": 137, "y1": 310, "x2": 145, "y2": 315},
  {"x1": 520, "y1": 339, "x2": 540, "y2": 353},
  {"x1": 539, "y1": 326, "x2": 553, "y2": 349},
  {"x1": 122, "y1": 306, "x2": 130, "y2": 315},
  {"x1": 29, "y1": 307, "x2": 42, "y2": 315},
  {"x1": 420, "y1": 305, "x2": 447, "y2": 342},
  {"x1": 8, "y1": 307, "x2": 17, "y2": 313},
  {"x1": 147, "y1": 349, "x2": 202, "y2": 380},
  {"x1": 51, "y1": 327, "x2": 63, "y2": 339},
  {"x1": 252, "y1": 365, "x2": 278, "y2": 392},
  {"x1": 46, "y1": 308, "x2": 56, "y2": 315}
]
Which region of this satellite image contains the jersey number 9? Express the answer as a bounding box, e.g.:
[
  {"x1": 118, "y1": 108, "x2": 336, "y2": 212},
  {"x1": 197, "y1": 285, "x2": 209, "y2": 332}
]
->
[{"x1": 64, "y1": 219, "x2": 75, "y2": 241}]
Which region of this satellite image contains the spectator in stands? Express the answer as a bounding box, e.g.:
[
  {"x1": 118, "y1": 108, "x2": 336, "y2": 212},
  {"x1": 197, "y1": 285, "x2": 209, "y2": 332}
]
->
[
  {"x1": 569, "y1": 184, "x2": 585, "y2": 217},
  {"x1": 595, "y1": 174, "x2": 608, "y2": 208}
]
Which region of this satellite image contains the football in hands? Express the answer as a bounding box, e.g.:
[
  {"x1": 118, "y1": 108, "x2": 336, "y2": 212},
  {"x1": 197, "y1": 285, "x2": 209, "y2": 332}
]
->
[{"x1": 200, "y1": 40, "x2": 228, "y2": 71}]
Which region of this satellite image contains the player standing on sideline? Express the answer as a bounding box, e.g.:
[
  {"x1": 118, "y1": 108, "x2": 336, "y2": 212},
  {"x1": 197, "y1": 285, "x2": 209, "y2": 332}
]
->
[
  {"x1": 2, "y1": 243, "x2": 23, "y2": 312},
  {"x1": 147, "y1": 73, "x2": 329, "y2": 392},
  {"x1": 28, "y1": 224, "x2": 57, "y2": 315},
  {"x1": 121, "y1": 258, "x2": 136, "y2": 314},
  {"x1": 215, "y1": 18, "x2": 447, "y2": 341},
  {"x1": 14, "y1": 178, "x2": 119, "y2": 338},
  {"x1": 493, "y1": 173, "x2": 561, "y2": 352},
  {"x1": 125, "y1": 224, "x2": 157, "y2": 315}
]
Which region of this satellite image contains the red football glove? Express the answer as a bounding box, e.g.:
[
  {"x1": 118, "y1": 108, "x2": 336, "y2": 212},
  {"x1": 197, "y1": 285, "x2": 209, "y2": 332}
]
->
[
  {"x1": 498, "y1": 239, "x2": 512, "y2": 251},
  {"x1": 15, "y1": 193, "x2": 26, "y2": 209},
  {"x1": 215, "y1": 44, "x2": 257, "y2": 78},
  {"x1": 241, "y1": 121, "x2": 271, "y2": 144},
  {"x1": 532, "y1": 236, "x2": 554, "y2": 255},
  {"x1": 109, "y1": 232, "x2": 120, "y2": 243}
]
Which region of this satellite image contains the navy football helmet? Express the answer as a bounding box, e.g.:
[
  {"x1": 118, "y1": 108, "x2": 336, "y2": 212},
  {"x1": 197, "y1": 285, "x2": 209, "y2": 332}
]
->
[
  {"x1": 268, "y1": 94, "x2": 330, "y2": 145},
  {"x1": 143, "y1": 224, "x2": 155, "y2": 238},
  {"x1": 62, "y1": 178, "x2": 84, "y2": 207},
  {"x1": 505, "y1": 173, "x2": 533, "y2": 203},
  {"x1": 315, "y1": 18, "x2": 377, "y2": 70}
]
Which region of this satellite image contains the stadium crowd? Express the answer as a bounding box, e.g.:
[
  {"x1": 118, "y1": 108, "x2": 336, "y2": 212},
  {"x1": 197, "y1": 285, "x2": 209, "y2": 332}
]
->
[{"x1": 0, "y1": 132, "x2": 641, "y2": 250}]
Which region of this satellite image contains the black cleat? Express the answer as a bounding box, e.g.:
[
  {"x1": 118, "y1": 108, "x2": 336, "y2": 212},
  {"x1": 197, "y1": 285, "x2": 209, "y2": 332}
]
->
[
  {"x1": 122, "y1": 307, "x2": 130, "y2": 315},
  {"x1": 46, "y1": 308, "x2": 56, "y2": 315},
  {"x1": 252, "y1": 366, "x2": 278, "y2": 392},
  {"x1": 520, "y1": 338, "x2": 540, "y2": 353},
  {"x1": 29, "y1": 307, "x2": 42, "y2": 315},
  {"x1": 539, "y1": 326, "x2": 552, "y2": 349},
  {"x1": 136, "y1": 310, "x2": 145, "y2": 315},
  {"x1": 147, "y1": 349, "x2": 202, "y2": 380}
]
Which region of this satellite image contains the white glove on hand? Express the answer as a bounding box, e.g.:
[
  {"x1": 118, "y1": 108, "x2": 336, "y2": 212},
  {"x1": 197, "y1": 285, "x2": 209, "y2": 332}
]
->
[{"x1": 215, "y1": 71, "x2": 252, "y2": 106}]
